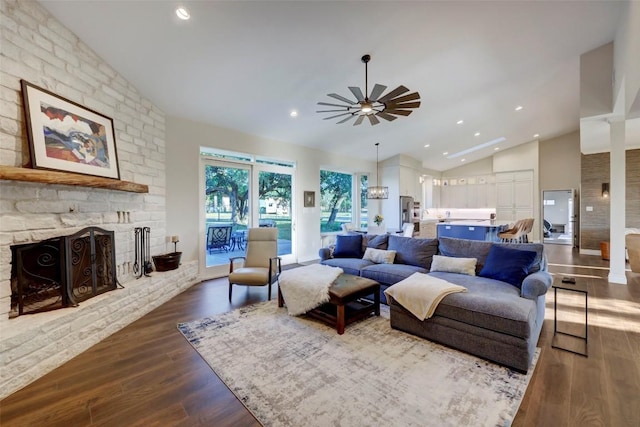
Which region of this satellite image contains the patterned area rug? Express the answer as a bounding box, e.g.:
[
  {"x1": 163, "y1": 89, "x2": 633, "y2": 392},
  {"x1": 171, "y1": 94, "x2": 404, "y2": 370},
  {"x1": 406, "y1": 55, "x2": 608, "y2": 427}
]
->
[{"x1": 178, "y1": 301, "x2": 538, "y2": 427}]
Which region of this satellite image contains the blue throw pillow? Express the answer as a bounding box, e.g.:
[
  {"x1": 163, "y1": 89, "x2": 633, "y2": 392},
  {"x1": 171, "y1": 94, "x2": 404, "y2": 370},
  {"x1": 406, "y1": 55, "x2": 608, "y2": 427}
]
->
[
  {"x1": 333, "y1": 234, "x2": 363, "y2": 258},
  {"x1": 479, "y1": 245, "x2": 537, "y2": 288}
]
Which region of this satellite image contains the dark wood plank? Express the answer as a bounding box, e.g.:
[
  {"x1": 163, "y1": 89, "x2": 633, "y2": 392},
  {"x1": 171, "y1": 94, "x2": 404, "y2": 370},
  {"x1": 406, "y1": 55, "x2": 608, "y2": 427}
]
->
[{"x1": 0, "y1": 166, "x2": 148, "y2": 193}]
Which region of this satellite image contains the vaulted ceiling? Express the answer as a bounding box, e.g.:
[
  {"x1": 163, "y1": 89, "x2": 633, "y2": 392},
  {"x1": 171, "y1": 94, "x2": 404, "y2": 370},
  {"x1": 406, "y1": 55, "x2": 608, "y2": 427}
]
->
[{"x1": 40, "y1": 1, "x2": 626, "y2": 170}]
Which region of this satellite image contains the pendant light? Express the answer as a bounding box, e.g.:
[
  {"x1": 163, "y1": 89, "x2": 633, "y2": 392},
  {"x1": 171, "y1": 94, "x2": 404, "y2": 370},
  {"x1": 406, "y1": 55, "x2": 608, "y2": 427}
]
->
[{"x1": 367, "y1": 143, "x2": 388, "y2": 199}]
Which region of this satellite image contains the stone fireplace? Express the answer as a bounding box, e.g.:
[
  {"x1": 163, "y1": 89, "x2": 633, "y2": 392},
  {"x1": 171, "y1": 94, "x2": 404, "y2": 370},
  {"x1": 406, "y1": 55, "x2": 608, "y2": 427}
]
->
[{"x1": 10, "y1": 226, "x2": 118, "y2": 318}]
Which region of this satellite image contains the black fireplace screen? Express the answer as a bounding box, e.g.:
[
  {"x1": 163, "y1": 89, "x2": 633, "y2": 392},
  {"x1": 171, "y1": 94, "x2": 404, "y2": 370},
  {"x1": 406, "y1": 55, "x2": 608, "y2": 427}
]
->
[{"x1": 10, "y1": 226, "x2": 117, "y2": 318}]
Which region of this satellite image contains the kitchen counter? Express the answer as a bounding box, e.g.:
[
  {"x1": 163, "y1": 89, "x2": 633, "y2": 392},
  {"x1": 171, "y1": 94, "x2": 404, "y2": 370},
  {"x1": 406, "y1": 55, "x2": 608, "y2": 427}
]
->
[{"x1": 437, "y1": 220, "x2": 508, "y2": 241}]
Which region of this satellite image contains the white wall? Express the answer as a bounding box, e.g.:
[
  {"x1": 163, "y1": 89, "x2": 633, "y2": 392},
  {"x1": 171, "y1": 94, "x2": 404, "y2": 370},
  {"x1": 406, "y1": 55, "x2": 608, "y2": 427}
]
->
[
  {"x1": 614, "y1": 0, "x2": 640, "y2": 115},
  {"x1": 580, "y1": 42, "x2": 614, "y2": 118},
  {"x1": 165, "y1": 116, "x2": 375, "y2": 265},
  {"x1": 442, "y1": 157, "x2": 493, "y2": 177},
  {"x1": 0, "y1": 0, "x2": 199, "y2": 399}
]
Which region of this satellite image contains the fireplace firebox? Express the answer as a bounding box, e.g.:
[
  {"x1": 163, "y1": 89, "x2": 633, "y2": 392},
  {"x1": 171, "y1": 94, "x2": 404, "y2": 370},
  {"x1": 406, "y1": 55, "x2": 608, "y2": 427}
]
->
[{"x1": 9, "y1": 226, "x2": 118, "y2": 318}]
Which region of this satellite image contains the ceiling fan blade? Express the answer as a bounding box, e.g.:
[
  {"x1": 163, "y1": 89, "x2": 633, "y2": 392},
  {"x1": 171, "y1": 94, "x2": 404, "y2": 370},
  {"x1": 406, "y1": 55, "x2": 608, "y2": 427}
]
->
[
  {"x1": 378, "y1": 85, "x2": 410, "y2": 104},
  {"x1": 328, "y1": 93, "x2": 356, "y2": 105},
  {"x1": 336, "y1": 114, "x2": 357, "y2": 124},
  {"x1": 367, "y1": 114, "x2": 380, "y2": 125},
  {"x1": 386, "y1": 92, "x2": 420, "y2": 104},
  {"x1": 317, "y1": 109, "x2": 350, "y2": 113},
  {"x1": 318, "y1": 101, "x2": 352, "y2": 108},
  {"x1": 384, "y1": 109, "x2": 413, "y2": 116},
  {"x1": 385, "y1": 101, "x2": 421, "y2": 110},
  {"x1": 376, "y1": 112, "x2": 397, "y2": 121},
  {"x1": 353, "y1": 115, "x2": 366, "y2": 126},
  {"x1": 323, "y1": 112, "x2": 353, "y2": 120},
  {"x1": 369, "y1": 84, "x2": 387, "y2": 102},
  {"x1": 348, "y1": 86, "x2": 365, "y2": 102}
]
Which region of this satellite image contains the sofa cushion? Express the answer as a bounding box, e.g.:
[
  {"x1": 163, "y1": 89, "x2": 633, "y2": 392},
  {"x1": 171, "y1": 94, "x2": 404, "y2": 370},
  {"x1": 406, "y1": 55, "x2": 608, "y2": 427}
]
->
[
  {"x1": 430, "y1": 255, "x2": 477, "y2": 276},
  {"x1": 333, "y1": 234, "x2": 363, "y2": 258},
  {"x1": 322, "y1": 258, "x2": 374, "y2": 276},
  {"x1": 438, "y1": 237, "x2": 545, "y2": 273},
  {"x1": 387, "y1": 235, "x2": 438, "y2": 268},
  {"x1": 364, "y1": 234, "x2": 389, "y2": 250},
  {"x1": 427, "y1": 271, "x2": 537, "y2": 339},
  {"x1": 360, "y1": 263, "x2": 428, "y2": 286},
  {"x1": 363, "y1": 247, "x2": 396, "y2": 264},
  {"x1": 479, "y1": 245, "x2": 537, "y2": 288}
]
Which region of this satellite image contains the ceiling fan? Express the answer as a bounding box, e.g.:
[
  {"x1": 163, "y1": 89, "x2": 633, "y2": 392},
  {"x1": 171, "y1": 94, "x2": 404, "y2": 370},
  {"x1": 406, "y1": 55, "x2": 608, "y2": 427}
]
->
[{"x1": 317, "y1": 54, "x2": 421, "y2": 126}]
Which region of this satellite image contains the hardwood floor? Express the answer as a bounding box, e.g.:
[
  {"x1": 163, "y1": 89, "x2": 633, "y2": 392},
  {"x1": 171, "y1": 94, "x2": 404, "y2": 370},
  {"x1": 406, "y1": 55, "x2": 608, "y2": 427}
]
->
[{"x1": 1, "y1": 246, "x2": 639, "y2": 426}]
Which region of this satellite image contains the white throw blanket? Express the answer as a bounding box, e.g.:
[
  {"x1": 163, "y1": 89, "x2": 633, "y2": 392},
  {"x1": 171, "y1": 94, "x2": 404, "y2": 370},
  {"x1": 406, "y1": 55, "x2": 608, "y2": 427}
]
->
[
  {"x1": 384, "y1": 273, "x2": 467, "y2": 321},
  {"x1": 279, "y1": 264, "x2": 343, "y2": 315}
]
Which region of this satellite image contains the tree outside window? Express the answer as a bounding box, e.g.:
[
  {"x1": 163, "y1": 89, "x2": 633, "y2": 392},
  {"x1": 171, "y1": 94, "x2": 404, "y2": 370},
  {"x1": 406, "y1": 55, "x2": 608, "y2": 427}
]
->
[
  {"x1": 360, "y1": 174, "x2": 368, "y2": 229},
  {"x1": 320, "y1": 170, "x2": 353, "y2": 232}
]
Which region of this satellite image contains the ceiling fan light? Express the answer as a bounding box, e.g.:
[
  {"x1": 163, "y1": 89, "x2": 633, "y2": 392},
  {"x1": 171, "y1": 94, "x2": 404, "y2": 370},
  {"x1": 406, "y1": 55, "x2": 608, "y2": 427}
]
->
[{"x1": 361, "y1": 102, "x2": 373, "y2": 113}]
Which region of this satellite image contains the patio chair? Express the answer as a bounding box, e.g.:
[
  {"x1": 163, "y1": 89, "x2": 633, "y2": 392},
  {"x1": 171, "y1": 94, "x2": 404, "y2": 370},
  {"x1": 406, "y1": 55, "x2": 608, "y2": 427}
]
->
[
  {"x1": 207, "y1": 225, "x2": 232, "y2": 253},
  {"x1": 228, "y1": 228, "x2": 281, "y2": 301}
]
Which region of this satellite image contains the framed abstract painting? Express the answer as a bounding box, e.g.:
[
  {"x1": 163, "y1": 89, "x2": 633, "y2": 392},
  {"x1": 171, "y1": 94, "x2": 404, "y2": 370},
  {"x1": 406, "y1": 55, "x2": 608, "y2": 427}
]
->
[{"x1": 20, "y1": 80, "x2": 120, "y2": 179}]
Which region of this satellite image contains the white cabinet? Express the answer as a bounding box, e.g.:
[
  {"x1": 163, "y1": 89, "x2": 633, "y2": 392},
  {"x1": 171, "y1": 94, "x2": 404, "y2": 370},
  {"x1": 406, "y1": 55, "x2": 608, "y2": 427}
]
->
[
  {"x1": 440, "y1": 176, "x2": 496, "y2": 208},
  {"x1": 399, "y1": 166, "x2": 420, "y2": 199},
  {"x1": 495, "y1": 171, "x2": 533, "y2": 221}
]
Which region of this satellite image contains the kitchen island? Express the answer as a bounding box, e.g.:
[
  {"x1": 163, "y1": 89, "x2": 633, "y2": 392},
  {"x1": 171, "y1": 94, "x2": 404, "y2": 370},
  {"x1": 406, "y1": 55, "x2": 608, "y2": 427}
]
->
[{"x1": 437, "y1": 220, "x2": 509, "y2": 242}]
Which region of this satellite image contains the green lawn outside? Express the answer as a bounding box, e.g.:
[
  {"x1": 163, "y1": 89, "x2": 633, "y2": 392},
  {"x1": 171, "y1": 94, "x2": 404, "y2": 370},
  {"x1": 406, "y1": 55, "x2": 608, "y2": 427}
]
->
[{"x1": 205, "y1": 211, "x2": 362, "y2": 236}]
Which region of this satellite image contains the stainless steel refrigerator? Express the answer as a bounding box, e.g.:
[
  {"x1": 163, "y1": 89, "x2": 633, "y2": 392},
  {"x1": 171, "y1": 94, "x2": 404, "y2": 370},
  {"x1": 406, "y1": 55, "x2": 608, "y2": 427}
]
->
[{"x1": 399, "y1": 196, "x2": 414, "y2": 230}]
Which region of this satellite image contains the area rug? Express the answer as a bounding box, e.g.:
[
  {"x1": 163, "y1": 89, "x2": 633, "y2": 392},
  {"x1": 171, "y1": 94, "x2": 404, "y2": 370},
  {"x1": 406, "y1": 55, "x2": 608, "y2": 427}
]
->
[{"x1": 178, "y1": 301, "x2": 538, "y2": 427}]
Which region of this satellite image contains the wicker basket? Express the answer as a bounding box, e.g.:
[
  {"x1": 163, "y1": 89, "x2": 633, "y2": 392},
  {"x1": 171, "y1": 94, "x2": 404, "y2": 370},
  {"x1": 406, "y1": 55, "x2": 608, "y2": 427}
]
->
[{"x1": 152, "y1": 252, "x2": 182, "y2": 271}]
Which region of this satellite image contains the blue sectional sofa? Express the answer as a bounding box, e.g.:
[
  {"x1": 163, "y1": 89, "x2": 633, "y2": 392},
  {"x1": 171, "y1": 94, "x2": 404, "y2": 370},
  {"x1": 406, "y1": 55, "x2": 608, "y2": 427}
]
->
[{"x1": 319, "y1": 234, "x2": 552, "y2": 372}]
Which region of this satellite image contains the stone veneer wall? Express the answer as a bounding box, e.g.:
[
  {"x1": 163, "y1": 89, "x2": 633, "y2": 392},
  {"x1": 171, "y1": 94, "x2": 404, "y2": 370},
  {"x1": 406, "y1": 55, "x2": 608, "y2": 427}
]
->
[
  {"x1": 580, "y1": 149, "x2": 640, "y2": 250},
  {"x1": 0, "y1": 0, "x2": 198, "y2": 397}
]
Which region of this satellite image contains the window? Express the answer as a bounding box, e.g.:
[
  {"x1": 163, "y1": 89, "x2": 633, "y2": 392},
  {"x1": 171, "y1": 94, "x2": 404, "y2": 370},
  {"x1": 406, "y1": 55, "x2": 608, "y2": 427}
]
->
[
  {"x1": 320, "y1": 170, "x2": 353, "y2": 232},
  {"x1": 360, "y1": 174, "x2": 368, "y2": 229}
]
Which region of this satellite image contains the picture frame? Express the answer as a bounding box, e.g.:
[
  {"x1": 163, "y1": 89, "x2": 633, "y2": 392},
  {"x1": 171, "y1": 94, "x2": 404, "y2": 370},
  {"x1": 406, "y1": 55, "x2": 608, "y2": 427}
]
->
[
  {"x1": 303, "y1": 191, "x2": 315, "y2": 208},
  {"x1": 20, "y1": 80, "x2": 120, "y2": 179}
]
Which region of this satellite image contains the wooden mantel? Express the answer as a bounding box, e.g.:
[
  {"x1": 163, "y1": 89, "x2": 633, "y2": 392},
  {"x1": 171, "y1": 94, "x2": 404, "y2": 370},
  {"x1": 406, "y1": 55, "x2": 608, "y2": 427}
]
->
[{"x1": 0, "y1": 166, "x2": 149, "y2": 193}]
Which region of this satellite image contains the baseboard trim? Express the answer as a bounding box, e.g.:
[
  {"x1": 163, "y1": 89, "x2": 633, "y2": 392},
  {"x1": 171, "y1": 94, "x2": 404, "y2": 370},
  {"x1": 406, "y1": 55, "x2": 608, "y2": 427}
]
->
[
  {"x1": 579, "y1": 249, "x2": 601, "y2": 256},
  {"x1": 608, "y1": 273, "x2": 628, "y2": 284}
]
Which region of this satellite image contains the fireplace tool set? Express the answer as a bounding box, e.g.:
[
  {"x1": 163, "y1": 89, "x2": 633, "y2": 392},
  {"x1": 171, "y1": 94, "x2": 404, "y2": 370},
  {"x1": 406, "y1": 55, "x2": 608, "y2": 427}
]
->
[{"x1": 134, "y1": 227, "x2": 153, "y2": 278}]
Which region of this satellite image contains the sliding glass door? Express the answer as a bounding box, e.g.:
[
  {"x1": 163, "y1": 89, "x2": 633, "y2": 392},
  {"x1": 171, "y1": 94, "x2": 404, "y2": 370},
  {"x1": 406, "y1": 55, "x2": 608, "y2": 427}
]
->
[
  {"x1": 200, "y1": 156, "x2": 296, "y2": 277},
  {"x1": 255, "y1": 166, "x2": 295, "y2": 264},
  {"x1": 202, "y1": 161, "x2": 251, "y2": 271}
]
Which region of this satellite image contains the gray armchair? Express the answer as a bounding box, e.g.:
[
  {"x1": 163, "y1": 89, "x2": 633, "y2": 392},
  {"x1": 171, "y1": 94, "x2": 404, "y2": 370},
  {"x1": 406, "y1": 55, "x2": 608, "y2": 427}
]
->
[{"x1": 228, "y1": 228, "x2": 281, "y2": 301}]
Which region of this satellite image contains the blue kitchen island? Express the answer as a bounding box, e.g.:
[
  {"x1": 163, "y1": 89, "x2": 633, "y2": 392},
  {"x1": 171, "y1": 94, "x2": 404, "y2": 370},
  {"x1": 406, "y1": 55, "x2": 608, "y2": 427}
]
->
[{"x1": 437, "y1": 220, "x2": 509, "y2": 242}]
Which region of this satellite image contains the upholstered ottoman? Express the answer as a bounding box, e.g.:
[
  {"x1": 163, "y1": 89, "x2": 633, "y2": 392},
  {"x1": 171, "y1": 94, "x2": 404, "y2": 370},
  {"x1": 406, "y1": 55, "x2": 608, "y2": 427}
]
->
[{"x1": 279, "y1": 273, "x2": 380, "y2": 334}]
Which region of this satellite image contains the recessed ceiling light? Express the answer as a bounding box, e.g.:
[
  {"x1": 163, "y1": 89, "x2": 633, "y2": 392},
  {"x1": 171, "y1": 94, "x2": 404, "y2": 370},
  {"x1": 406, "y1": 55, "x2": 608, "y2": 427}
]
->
[
  {"x1": 461, "y1": 158, "x2": 466, "y2": 162},
  {"x1": 290, "y1": 110, "x2": 298, "y2": 117},
  {"x1": 456, "y1": 120, "x2": 464, "y2": 125},
  {"x1": 176, "y1": 7, "x2": 190, "y2": 20},
  {"x1": 515, "y1": 105, "x2": 523, "y2": 111},
  {"x1": 494, "y1": 147, "x2": 500, "y2": 151},
  {"x1": 424, "y1": 144, "x2": 430, "y2": 148},
  {"x1": 474, "y1": 132, "x2": 480, "y2": 137},
  {"x1": 443, "y1": 152, "x2": 448, "y2": 156},
  {"x1": 533, "y1": 133, "x2": 540, "y2": 138}
]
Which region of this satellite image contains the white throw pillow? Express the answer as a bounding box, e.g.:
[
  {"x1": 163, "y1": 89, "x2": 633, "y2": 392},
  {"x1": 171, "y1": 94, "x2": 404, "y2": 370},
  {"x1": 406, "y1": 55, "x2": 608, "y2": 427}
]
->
[
  {"x1": 430, "y1": 255, "x2": 477, "y2": 276},
  {"x1": 363, "y1": 247, "x2": 396, "y2": 264}
]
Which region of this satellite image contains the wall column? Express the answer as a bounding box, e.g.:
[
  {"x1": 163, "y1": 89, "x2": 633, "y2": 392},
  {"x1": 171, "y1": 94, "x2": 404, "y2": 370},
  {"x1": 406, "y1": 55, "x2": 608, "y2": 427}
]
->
[{"x1": 608, "y1": 118, "x2": 627, "y2": 284}]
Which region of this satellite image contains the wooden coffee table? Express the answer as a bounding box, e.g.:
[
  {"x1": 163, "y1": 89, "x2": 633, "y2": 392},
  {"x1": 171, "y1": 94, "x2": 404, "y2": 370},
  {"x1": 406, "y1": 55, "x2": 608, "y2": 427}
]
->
[{"x1": 278, "y1": 273, "x2": 380, "y2": 335}]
